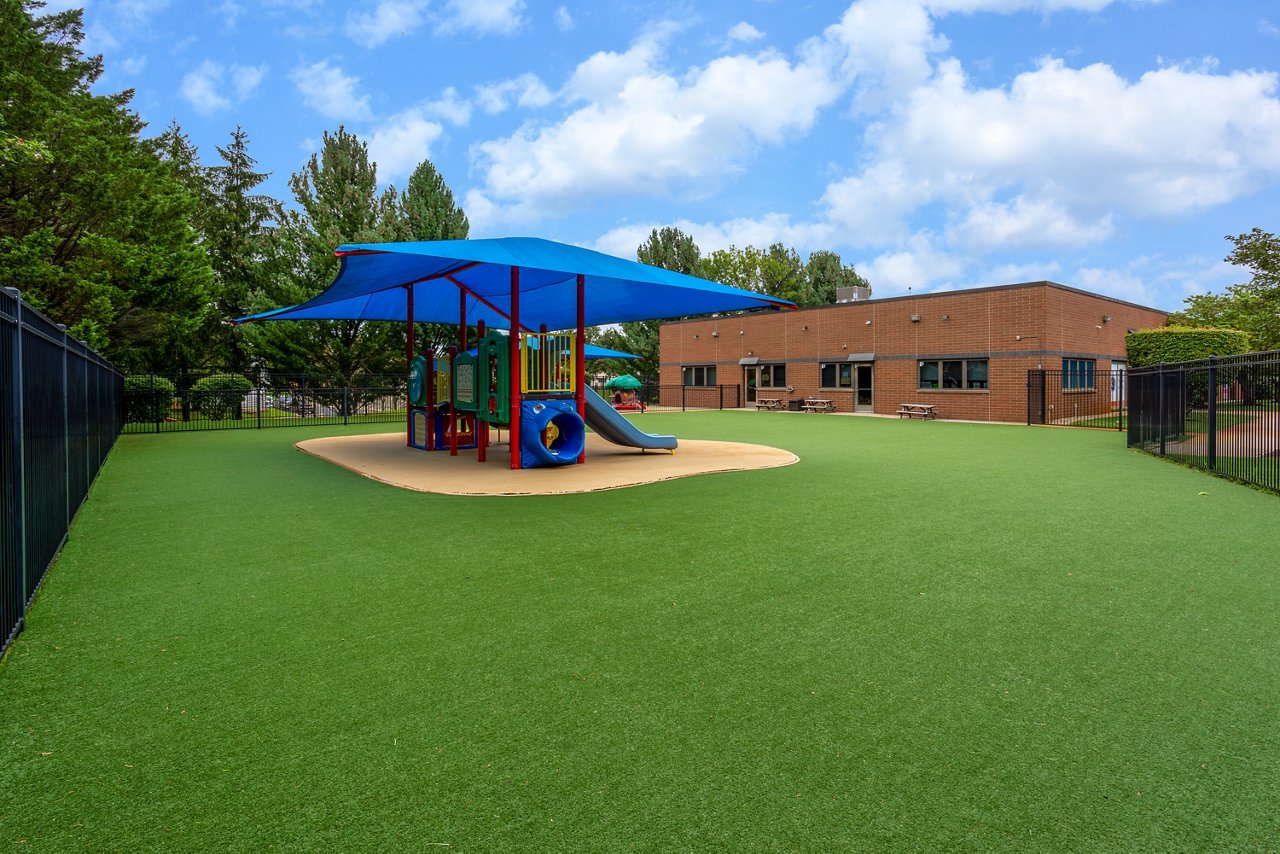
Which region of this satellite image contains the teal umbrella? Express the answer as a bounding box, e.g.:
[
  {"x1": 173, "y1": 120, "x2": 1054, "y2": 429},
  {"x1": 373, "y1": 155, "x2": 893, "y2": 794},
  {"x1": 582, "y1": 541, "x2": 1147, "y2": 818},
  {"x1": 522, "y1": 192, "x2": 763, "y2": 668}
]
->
[{"x1": 604, "y1": 374, "x2": 642, "y2": 390}]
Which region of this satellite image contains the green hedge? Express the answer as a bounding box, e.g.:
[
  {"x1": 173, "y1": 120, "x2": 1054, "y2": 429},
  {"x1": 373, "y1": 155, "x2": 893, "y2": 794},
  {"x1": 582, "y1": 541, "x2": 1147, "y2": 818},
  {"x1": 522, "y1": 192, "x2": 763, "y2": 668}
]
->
[
  {"x1": 123, "y1": 375, "x2": 176, "y2": 423},
  {"x1": 191, "y1": 374, "x2": 253, "y2": 420},
  {"x1": 1126, "y1": 326, "x2": 1251, "y2": 367}
]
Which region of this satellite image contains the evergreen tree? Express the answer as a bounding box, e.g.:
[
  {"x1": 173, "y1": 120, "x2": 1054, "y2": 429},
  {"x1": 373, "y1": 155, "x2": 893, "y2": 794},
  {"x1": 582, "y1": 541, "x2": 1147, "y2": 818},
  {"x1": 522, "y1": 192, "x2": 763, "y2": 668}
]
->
[
  {"x1": 0, "y1": 2, "x2": 211, "y2": 368},
  {"x1": 200, "y1": 126, "x2": 282, "y2": 371},
  {"x1": 244, "y1": 126, "x2": 402, "y2": 381}
]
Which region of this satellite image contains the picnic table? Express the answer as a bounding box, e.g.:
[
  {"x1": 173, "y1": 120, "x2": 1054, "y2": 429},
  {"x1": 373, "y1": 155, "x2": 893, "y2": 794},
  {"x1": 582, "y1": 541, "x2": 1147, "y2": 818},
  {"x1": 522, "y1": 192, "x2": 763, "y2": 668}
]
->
[
  {"x1": 897, "y1": 402, "x2": 937, "y2": 419},
  {"x1": 801, "y1": 397, "x2": 836, "y2": 413},
  {"x1": 755, "y1": 396, "x2": 784, "y2": 411}
]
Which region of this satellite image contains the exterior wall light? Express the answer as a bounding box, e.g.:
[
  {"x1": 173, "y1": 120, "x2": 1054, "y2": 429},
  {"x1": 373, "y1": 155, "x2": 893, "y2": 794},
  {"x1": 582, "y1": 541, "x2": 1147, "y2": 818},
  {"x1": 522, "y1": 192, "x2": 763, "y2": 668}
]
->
[
  {"x1": 1103, "y1": 315, "x2": 1111, "y2": 323},
  {"x1": 910, "y1": 314, "x2": 921, "y2": 322}
]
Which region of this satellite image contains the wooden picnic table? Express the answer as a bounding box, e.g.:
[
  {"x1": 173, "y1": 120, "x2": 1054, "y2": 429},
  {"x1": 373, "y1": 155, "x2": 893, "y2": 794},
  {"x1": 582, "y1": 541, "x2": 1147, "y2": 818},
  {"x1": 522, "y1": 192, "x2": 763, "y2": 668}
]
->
[
  {"x1": 897, "y1": 402, "x2": 937, "y2": 419},
  {"x1": 801, "y1": 398, "x2": 836, "y2": 413},
  {"x1": 755, "y1": 396, "x2": 784, "y2": 411}
]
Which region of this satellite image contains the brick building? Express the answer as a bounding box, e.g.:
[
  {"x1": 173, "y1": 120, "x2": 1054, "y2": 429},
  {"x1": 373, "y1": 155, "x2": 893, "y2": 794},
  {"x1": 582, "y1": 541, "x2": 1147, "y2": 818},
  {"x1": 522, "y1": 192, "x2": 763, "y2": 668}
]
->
[{"x1": 659, "y1": 281, "x2": 1169, "y2": 423}]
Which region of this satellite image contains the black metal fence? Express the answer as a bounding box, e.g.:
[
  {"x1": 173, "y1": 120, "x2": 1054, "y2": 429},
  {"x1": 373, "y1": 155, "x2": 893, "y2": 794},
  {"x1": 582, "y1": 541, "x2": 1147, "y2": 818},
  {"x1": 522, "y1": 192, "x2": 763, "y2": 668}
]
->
[
  {"x1": 122, "y1": 371, "x2": 408, "y2": 433},
  {"x1": 1128, "y1": 352, "x2": 1280, "y2": 493},
  {"x1": 591, "y1": 383, "x2": 741, "y2": 412},
  {"x1": 1027, "y1": 368, "x2": 1127, "y2": 429},
  {"x1": 3, "y1": 288, "x2": 123, "y2": 656}
]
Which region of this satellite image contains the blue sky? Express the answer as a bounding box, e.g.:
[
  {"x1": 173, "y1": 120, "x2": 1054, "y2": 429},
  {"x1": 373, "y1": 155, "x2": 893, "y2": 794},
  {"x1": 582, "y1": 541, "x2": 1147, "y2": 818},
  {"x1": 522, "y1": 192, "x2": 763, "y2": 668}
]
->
[{"x1": 64, "y1": 0, "x2": 1280, "y2": 311}]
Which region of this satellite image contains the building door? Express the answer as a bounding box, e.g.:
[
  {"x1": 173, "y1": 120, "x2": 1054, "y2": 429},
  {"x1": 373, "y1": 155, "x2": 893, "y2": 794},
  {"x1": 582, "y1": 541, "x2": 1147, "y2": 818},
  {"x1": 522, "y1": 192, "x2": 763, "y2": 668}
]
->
[
  {"x1": 1110, "y1": 362, "x2": 1126, "y2": 407},
  {"x1": 744, "y1": 366, "x2": 759, "y2": 403},
  {"x1": 855, "y1": 364, "x2": 873, "y2": 412}
]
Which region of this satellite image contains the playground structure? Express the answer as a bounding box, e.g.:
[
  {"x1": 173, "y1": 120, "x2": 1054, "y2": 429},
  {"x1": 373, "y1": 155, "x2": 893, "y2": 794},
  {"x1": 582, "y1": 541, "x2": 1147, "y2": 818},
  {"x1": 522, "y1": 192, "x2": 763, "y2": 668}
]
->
[
  {"x1": 408, "y1": 326, "x2": 597, "y2": 468},
  {"x1": 237, "y1": 237, "x2": 793, "y2": 471}
]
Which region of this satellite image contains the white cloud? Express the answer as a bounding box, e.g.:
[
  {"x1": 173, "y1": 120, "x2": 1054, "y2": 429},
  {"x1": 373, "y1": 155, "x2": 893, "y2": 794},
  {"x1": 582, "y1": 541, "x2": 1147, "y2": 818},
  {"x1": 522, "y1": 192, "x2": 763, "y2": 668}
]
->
[
  {"x1": 180, "y1": 60, "x2": 267, "y2": 114},
  {"x1": 555, "y1": 5, "x2": 573, "y2": 31},
  {"x1": 475, "y1": 73, "x2": 554, "y2": 114},
  {"x1": 1259, "y1": 18, "x2": 1280, "y2": 38},
  {"x1": 858, "y1": 235, "x2": 966, "y2": 294},
  {"x1": 945, "y1": 196, "x2": 1114, "y2": 250},
  {"x1": 439, "y1": 0, "x2": 525, "y2": 36},
  {"x1": 470, "y1": 22, "x2": 846, "y2": 223},
  {"x1": 822, "y1": 55, "x2": 1280, "y2": 254},
  {"x1": 727, "y1": 22, "x2": 764, "y2": 43},
  {"x1": 217, "y1": 1, "x2": 243, "y2": 27},
  {"x1": 367, "y1": 107, "x2": 445, "y2": 182},
  {"x1": 427, "y1": 87, "x2": 472, "y2": 125},
  {"x1": 347, "y1": 0, "x2": 428, "y2": 47},
  {"x1": 290, "y1": 60, "x2": 372, "y2": 120},
  {"x1": 120, "y1": 55, "x2": 147, "y2": 75}
]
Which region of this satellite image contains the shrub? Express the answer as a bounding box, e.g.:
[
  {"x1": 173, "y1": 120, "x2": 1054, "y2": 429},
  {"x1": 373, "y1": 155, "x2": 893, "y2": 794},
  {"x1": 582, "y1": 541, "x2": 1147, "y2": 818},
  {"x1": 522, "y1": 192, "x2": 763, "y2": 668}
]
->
[
  {"x1": 191, "y1": 374, "x2": 253, "y2": 420},
  {"x1": 123, "y1": 375, "x2": 176, "y2": 423},
  {"x1": 1126, "y1": 326, "x2": 1251, "y2": 367}
]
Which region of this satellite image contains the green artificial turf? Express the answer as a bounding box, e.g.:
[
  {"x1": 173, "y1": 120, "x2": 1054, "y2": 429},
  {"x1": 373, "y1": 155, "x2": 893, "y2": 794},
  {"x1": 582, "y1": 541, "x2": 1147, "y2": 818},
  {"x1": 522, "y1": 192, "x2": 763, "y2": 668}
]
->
[{"x1": 3, "y1": 414, "x2": 1279, "y2": 850}]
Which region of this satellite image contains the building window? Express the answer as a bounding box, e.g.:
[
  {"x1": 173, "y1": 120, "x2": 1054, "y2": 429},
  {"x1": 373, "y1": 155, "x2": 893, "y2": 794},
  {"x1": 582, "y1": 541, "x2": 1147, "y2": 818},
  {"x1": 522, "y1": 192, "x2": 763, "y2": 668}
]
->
[
  {"x1": 820, "y1": 362, "x2": 853, "y2": 389},
  {"x1": 919, "y1": 359, "x2": 988, "y2": 390},
  {"x1": 1063, "y1": 358, "x2": 1095, "y2": 390},
  {"x1": 760, "y1": 364, "x2": 786, "y2": 388},
  {"x1": 682, "y1": 365, "x2": 717, "y2": 386}
]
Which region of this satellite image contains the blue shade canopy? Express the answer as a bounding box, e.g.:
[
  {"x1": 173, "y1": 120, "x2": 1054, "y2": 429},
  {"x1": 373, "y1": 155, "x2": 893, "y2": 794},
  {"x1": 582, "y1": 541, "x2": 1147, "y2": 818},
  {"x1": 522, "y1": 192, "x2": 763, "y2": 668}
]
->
[
  {"x1": 464, "y1": 341, "x2": 642, "y2": 360},
  {"x1": 236, "y1": 237, "x2": 794, "y2": 330}
]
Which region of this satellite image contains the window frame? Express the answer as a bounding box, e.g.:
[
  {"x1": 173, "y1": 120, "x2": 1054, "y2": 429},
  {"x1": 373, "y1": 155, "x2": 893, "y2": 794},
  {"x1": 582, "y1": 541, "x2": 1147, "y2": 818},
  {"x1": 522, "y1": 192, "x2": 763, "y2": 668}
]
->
[
  {"x1": 1062, "y1": 358, "x2": 1096, "y2": 391},
  {"x1": 759, "y1": 363, "x2": 787, "y2": 388},
  {"x1": 681, "y1": 364, "x2": 717, "y2": 387},
  {"x1": 918, "y1": 358, "x2": 989, "y2": 391},
  {"x1": 819, "y1": 361, "x2": 853, "y2": 389}
]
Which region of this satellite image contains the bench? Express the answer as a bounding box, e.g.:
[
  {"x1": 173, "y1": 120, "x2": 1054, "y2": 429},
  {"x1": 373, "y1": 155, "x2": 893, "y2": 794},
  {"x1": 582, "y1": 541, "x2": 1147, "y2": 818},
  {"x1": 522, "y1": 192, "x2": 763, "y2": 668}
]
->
[
  {"x1": 755, "y1": 397, "x2": 783, "y2": 411},
  {"x1": 801, "y1": 398, "x2": 836, "y2": 413},
  {"x1": 897, "y1": 403, "x2": 937, "y2": 419}
]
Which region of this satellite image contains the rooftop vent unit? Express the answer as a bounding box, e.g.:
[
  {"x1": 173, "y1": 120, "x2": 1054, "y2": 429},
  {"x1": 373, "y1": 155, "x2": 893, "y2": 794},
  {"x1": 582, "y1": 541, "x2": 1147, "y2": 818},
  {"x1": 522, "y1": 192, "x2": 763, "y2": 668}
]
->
[{"x1": 835, "y1": 286, "x2": 871, "y2": 304}]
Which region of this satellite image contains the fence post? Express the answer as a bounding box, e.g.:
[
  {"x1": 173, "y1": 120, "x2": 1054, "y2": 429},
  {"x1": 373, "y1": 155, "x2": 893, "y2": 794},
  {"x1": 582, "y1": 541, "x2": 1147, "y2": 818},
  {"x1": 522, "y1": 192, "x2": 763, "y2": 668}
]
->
[
  {"x1": 1158, "y1": 363, "x2": 1166, "y2": 456},
  {"x1": 9, "y1": 289, "x2": 27, "y2": 622},
  {"x1": 343, "y1": 385, "x2": 349, "y2": 426},
  {"x1": 152, "y1": 371, "x2": 160, "y2": 434},
  {"x1": 256, "y1": 384, "x2": 262, "y2": 429},
  {"x1": 59, "y1": 324, "x2": 69, "y2": 528},
  {"x1": 1207, "y1": 355, "x2": 1217, "y2": 470},
  {"x1": 719, "y1": 385, "x2": 724, "y2": 410},
  {"x1": 681, "y1": 384, "x2": 686, "y2": 412}
]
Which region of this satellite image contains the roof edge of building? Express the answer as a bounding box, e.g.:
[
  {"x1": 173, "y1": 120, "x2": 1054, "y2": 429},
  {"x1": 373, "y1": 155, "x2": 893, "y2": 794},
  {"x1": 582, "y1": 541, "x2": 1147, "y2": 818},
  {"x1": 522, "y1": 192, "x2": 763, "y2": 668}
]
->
[{"x1": 659, "y1": 279, "x2": 1169, "y2": 326}]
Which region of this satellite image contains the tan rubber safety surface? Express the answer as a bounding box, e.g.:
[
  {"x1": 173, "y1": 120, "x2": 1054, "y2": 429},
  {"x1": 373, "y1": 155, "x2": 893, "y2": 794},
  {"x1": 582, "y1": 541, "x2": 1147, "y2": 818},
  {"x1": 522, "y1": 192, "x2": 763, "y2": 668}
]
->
[{"x1": 295, "y1": 431, "x2": 798, "y2": 496}]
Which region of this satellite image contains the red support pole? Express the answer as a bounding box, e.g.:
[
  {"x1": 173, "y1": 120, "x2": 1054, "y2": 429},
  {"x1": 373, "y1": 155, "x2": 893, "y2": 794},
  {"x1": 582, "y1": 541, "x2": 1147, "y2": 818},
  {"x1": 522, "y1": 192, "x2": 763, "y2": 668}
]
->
[
  {"x1": 576, "y1": 273, "x2": 586, "y2": 464},
  {"x1": 509, "y1": 266, "x2": 521, "y2": 470},
  {"x1": 477, "y1": 320, "x2": 486, "y2": 463},
  {"x1": 426, "y1": 348, "x2": 435, "y2": 451},
  {"x1": 406, "y1": 285, "x2": 414, "y2": 447}
]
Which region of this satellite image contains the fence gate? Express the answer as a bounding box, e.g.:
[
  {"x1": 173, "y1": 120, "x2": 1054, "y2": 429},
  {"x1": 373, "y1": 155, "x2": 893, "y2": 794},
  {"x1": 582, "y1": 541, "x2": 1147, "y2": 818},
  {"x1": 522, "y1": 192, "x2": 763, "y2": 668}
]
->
[{"x1": 1027, "y1": 369, "x2": 1125, "y2": 430}]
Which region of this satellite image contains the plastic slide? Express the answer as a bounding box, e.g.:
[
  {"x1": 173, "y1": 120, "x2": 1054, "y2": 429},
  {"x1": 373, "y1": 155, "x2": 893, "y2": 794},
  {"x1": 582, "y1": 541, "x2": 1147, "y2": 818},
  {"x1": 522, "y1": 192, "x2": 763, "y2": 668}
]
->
[{"x1": 582, "y1": 386, "x2": 678, "y2": 451}]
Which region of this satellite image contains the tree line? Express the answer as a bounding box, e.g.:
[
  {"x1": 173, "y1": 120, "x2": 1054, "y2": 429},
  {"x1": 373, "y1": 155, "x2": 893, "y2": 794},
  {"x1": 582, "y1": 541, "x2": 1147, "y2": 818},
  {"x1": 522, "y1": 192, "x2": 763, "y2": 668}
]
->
[
  {"x1": 2, "y1": 3, "x2": 467, "y2": 380},
  {"x1": 594, "y1": 227, "x2": 871, "y2": 381}
]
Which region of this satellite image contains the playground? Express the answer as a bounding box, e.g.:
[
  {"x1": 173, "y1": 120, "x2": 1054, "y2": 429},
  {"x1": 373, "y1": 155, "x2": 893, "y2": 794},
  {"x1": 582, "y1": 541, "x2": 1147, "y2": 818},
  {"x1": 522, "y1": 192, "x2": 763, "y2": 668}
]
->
[{"x1": 3, "y1": 413, "x2": 1278, "y2": 850}]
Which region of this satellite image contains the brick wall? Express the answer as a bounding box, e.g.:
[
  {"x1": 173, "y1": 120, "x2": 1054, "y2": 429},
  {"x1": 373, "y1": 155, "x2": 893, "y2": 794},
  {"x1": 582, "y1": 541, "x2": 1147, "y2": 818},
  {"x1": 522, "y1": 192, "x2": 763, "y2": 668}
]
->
[{"x1": 659, "y1": 281, "x2": 1168, "y2": 422}]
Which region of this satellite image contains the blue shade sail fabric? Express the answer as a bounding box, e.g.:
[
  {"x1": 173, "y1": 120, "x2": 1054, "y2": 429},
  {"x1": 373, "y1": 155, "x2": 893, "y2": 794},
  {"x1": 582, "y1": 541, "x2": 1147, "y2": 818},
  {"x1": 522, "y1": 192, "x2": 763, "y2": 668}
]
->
[{"x1": 236, "y1": 237, "x2": 795, "y2": 331}]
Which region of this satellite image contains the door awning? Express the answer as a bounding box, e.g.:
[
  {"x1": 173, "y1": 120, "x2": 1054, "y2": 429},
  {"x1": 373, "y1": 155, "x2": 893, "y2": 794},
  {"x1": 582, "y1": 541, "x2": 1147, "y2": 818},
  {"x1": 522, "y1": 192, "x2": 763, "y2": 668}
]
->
[
  {"x1": 738, "y1": 356, "x2": 760, "y2": 365},
  {"x1": 846, "y1": 353, "x2": 874, "y2": 362}
]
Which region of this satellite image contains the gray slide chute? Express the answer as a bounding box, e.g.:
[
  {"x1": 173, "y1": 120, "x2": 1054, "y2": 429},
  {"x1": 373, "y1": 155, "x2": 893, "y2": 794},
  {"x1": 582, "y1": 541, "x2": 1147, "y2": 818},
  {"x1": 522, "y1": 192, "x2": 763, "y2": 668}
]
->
[{"x1": 583, "y1": 386, "x2": 677, "y2": 451}]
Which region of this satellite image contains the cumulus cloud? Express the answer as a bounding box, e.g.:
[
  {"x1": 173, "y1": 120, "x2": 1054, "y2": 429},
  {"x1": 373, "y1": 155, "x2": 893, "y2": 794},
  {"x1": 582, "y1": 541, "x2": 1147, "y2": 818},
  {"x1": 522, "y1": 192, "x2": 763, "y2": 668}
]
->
[
  {"x1": 347, "y1": 0, "x2": 428, "y2": 47},
  {"x1": 180, "y1": 60, "x2": 267, "y2": 114},
  {"x1": 474, "y1": 73, "x2": 554, "y2": 114},
  {"x1": 555, "y1": 5, "x2": 573, "y2": 31},
  {"x1": 439, "y1": 0, "x2": 525, "y2": 36},
  {"x1": 367, "y1": 107, "x2": 445, "y2": 182},
  {"x1": 727, "y1": 22, "x2": 764, "y2": 43},
  {"x1": 858, "y1": 235, "x2": 966, "y2": 294},
  {"x1": 470, "y1": 21, "x2": 846, "y2": 224},
  {"x1": 290, "y1": 60, "x2": 372, "y2": 120},
  {"x1": 428, "y1": 87, "x2": 473, "y2": 125}
]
